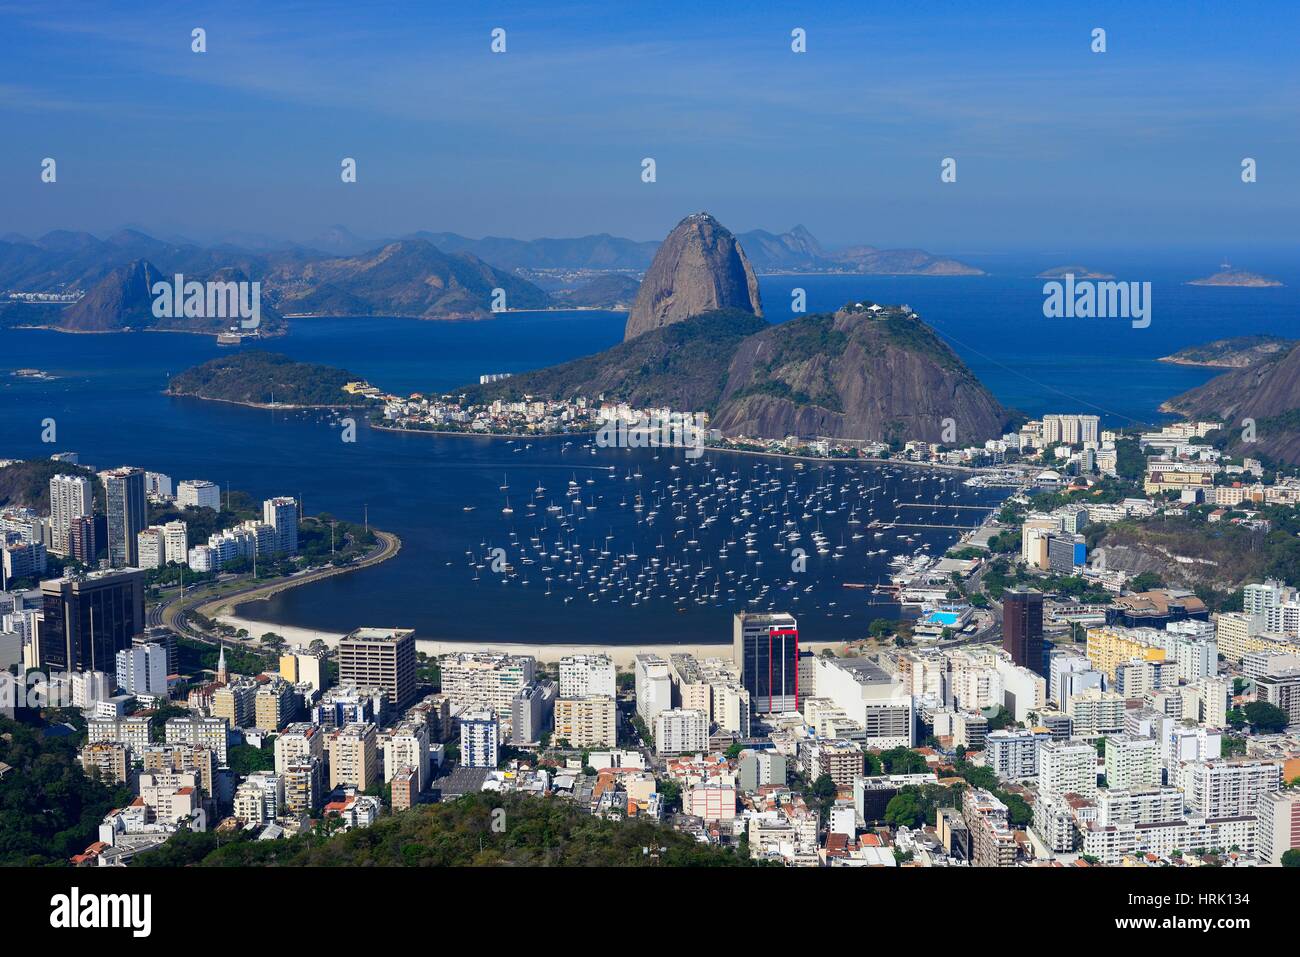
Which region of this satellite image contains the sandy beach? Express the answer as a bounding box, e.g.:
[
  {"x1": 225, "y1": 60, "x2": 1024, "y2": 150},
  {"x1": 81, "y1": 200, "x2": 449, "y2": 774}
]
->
[{"x1": 218, "y1": 614, "x2": 842, "y2": 668}]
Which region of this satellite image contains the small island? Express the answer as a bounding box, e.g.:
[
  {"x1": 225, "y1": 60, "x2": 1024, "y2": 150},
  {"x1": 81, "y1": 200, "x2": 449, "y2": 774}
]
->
[
  {"x1": 1036, "y1": 265, "x2": 1114, "y2": 280},
  {"x1": 1187, "y1": 269, "x2": 1283, "y2": 287},
  {"x1": 166, "y1": 350, "x2": 386, "y2": 408},
  {"x1": 1158, "y1": 334, "x2": 1297, "y2": 368}
]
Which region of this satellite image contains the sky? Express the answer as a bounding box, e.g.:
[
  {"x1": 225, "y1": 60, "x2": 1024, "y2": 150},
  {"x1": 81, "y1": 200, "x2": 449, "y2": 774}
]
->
[{"x1": 2, "y1": 0, "x2": 1298, "y2": 253}]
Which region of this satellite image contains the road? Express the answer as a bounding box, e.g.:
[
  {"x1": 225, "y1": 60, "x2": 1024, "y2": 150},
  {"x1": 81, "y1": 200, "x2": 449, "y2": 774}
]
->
[{"x1": 152, "y1": 529, "x2": 401, "y2": 647}]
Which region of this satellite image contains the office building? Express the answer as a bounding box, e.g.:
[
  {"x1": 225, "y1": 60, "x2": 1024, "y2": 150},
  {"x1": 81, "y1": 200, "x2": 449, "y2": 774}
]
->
[
  {"x1": 1002, "y1": 589, "x2": 1044, "y2": 675},
  {"x1": 733, "y1": 611, "x2": 800, "y2": 713},
  {"x1": 39, "y1": 568, "x2": 145, "y2": 672},
  {"x1": 102, "y1": 467, "x2": 147, "y2": 567},
  {"x1": 338, "y1": 627, "x2": 417, "y2": 710},
  {"x1": 812, "y1": 655, "x2": 913, "y2": 748}
]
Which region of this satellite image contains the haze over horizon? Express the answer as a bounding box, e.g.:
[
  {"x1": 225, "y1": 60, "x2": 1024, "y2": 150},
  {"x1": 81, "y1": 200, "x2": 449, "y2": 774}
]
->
[{"x1": 3, "y1": 0, "x2": 1299, "y2": 254}]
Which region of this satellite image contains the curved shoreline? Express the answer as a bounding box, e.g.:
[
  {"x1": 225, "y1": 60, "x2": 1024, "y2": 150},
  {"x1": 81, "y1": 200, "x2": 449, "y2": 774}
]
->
[
  {"x1": 162, "y1": 529, "x2": 402, "y2": 638},
  {"x1": 167, "y1": 389, "x2": 372, "y2": 411}
]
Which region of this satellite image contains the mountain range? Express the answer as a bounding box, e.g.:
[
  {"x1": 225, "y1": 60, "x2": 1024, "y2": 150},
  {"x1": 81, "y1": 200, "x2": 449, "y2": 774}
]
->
[{"x1": 0, "y1": 223, "x2": 983, "y2": 333}]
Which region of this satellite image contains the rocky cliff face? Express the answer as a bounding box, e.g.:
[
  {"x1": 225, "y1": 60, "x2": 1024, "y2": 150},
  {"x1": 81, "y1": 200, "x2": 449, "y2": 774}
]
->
[
  {"x1": 623, "y1": 213, "x2": 761, "y2": 341},
  {"x1": 710, "y1": 304, "x2": 1011, "y2": 444},
  {"x1": 1163, "y1": 343, "x2": 1300, "y2": 464}
]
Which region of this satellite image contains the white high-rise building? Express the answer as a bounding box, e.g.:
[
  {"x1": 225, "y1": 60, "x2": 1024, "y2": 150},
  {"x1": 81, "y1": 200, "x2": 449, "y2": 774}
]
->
[
  {"x1": 162, "y1": 520, "x2": 188, "y2": 564},
  {"x1": 459, "y1": 707, "x2": 499, "y2": 768},
  {"x1": 986, "y1": 728, "x2": 1049, "y2": 780},
  {"x1": 49, "y1": 473, "x2": 93, "y2": 555},
  {"x1": 1181, "y1": 760, "x2": 1281, "y2": 819},
  {"x1": 439, "y1": 653, "x2": 536, "y2": 714},
  {"x1": 1104, "y1": 734, "x2": 1160, "y2": 790},
  {"x1": 136, "y1": 527, "x2": 165, "y2": 570},
  {"x1": 559, "y1": 654, "x2": 616, "y2": 698},
  {"x1": 262, "y1": 497, "x2": 299, "y2": 555},
  {"x1": 1039, "y1": 740, "x2": 1098, "y2": 801},
  {"x1": 635, "y1": 653, "x2": 672, "y2": 725},
  {"x1": 653, "y1": 708, "x2": 708, "y2": 756},
  {"x1": 115, "y1": 643, "x2": 168, "y2": 697},
  {"x1": 177, "y1": 479, "x2": 221, "y2": 510}
]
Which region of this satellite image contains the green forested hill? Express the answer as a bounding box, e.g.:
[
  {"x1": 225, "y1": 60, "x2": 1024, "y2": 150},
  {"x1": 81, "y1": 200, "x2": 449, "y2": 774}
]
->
[
  {"x1": 0, "y1": 459, "x2": 103, "y2": 512},
  {"x1": 133, "y1": 792, "x2": 757, "y2": 867},
  {"x1": 0, "y1": 717, "x2": 132, "y2": 866},
  {"x1": 167, "y1": 350, "x2": 381, "y2": 407}
]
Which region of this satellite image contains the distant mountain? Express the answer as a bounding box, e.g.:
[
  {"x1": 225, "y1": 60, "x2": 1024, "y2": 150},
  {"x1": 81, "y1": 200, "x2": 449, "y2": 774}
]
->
[
  {"x1": 1162, "y1": 342, "x2": 1300, "y2": 465},
  {"x1": 1187, "y1": 269, "x2": 1283, "y2": 287},
  {"x1": 410, "y1": 231, "x2": 659, "y2": 271},
  {"x1": 305, "y1": 225, "x2": 377, "y2": 255},
  {"x1": 825, "y1": 246, "x2": 984, "y2": 276},
  {"x1": 1037, "y1": 265, "x2": 1114, "y2": 280},
  {"x1": 550, "y1": 272, "x2": 642, "y2": 309},
  {"x1": 1159, "y1": 335, "x2": 1298, "y2": 368},
  {"x1": 47, "y1": 260, "x2": 286, "y2": 335},
  {"x1": 624, "y1": 213, "x2": 762, "y2": 341},
  {"x1": 733, "y1": 225, "x2": 827, "y2": 271},
  {"x1": 262, "y1": 240, "x2": 550, "y2": 319}
]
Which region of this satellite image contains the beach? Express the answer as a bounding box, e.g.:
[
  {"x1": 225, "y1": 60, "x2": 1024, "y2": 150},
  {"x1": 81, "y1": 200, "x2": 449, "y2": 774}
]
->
[{"x1": 217, "y1": 613, "x2": 841, "y2": 667}]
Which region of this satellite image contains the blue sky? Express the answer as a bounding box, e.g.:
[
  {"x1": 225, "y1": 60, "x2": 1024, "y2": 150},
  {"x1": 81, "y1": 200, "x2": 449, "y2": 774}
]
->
[{"x1": 2, "y1": 0, "x2": 1298, "y2": 252}]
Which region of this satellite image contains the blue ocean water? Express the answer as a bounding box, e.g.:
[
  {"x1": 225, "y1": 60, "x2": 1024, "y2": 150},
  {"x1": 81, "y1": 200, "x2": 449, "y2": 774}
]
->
[{"x1": 1, "y1": 266, "x2": 1296, "y2": 645}]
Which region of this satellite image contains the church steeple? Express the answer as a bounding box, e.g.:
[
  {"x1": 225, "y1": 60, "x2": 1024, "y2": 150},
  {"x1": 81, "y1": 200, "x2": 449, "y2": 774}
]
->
[{"x1": 216, "y1": 643, "x2": 228, "y2": 684}]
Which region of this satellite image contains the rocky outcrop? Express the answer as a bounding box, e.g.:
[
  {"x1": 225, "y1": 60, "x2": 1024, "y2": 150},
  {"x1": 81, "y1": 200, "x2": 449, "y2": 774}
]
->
[
  {"x1": 623, "y1": 213, "x2": 761, "y2": 341},
  {"x1": 710, "y1": 304, "x2": 1011, "y2": 445},
  {"x1": 1162, "y1": 342, "x2": 1300, "y2": 465}
]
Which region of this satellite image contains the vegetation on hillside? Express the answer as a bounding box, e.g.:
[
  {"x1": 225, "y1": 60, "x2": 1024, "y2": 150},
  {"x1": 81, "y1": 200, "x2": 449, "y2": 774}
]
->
[
  {"x1": 0, "y1": 717, "x2": 132, "y2": 866},
  {"x1": 0, "y1": 459, "x2": 104, "y2": 513},
  {"x1": 132, "y1": 792, "x2": 756, "y2": 867},
  {"x1": 167, "y1": 350, "x2": 381, "y2": 407}
]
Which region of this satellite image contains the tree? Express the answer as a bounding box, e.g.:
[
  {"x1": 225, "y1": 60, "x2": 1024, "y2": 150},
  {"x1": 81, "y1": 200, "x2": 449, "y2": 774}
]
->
[
  {"x1": 884, "y1": 790, "x2": 923, "y2": 829},
  {"x1": 1282, "y1": 849, "x2": 1300, "y2": 868},
  {"x1": 1244, "y1": 701, "x2": 1289, "y2": 734},
  {"x1": 1129, "y1": 571, "x2": 1165, "y2": 592},
  {"x1": 809, "y1": 773, "x2": 837, "y2": 817}
]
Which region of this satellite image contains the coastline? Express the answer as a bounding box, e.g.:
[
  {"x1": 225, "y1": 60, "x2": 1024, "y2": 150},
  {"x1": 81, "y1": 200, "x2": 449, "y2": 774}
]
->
[
  {"x1": 213, "y1": 613, "x2": 841, "y2": 667},
  {"x1": 167, "y1": 389, "x2": 373, "y2": 411}
]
